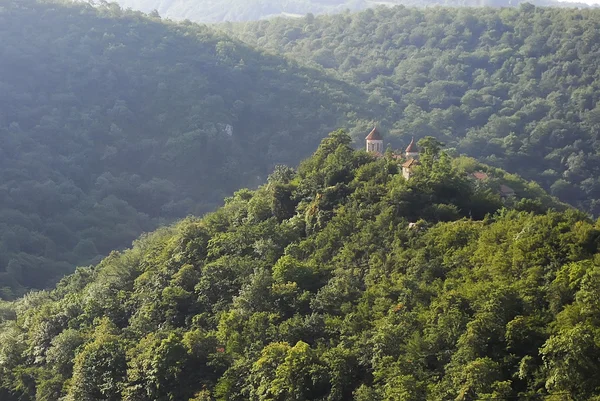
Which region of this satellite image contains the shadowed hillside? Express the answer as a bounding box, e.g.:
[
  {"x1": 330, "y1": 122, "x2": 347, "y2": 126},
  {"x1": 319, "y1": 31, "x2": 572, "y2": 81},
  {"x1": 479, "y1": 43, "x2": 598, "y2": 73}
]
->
[{"x1": 0, "y1": 0, "x2": 374, "y2": 297}]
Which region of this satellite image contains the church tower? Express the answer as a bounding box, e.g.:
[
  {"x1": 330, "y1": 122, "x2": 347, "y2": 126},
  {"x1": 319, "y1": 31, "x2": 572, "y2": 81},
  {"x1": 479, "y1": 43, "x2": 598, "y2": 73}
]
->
[
  {"x1": 405, "y1": 137, "x2": 419, "y2": 159},
  {"x1": 402, "y1": 138, "x2": 420, "y2": 180},
  {"x1": 365, "y1": 126, "x2": 383, "y2": 154}
]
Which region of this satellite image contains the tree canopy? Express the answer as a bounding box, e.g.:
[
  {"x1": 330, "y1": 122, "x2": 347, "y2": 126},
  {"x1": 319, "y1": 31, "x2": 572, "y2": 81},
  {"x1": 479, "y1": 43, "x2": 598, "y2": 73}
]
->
[
  {"x1": 0, "y1": 0, "x2": 373, "y2": 298},
  {"x1": 4, "y1": 1, "x2": 600, "y2": 332},
  {"x1": 3, "y1": 131, "x2": 599, "y2": 401},
  {"x1": 225, "y1": 4, "x2": 600, "y2": 218}
]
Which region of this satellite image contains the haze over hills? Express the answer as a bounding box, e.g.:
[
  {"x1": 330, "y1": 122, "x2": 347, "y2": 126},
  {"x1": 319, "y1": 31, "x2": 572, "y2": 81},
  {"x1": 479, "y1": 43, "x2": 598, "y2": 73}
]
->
[{"x1": 89, "y1": 0, "x2": 592, "y2": 23}]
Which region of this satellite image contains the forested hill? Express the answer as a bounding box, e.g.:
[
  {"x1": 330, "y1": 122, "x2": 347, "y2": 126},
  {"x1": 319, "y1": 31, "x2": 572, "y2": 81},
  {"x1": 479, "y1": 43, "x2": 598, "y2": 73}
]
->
[
  {"x1": 226, "y1": 5, "x2": 600, "y2": 217},
  {"x1": 96, "y1": 0, "x2": 590, "y2": 23},
  {"x1": 0, "y1": 0, "x2": 373, "y2": 298},
  {"x1": 2, "y1": 131, "x2": 599, "y2": 401}
]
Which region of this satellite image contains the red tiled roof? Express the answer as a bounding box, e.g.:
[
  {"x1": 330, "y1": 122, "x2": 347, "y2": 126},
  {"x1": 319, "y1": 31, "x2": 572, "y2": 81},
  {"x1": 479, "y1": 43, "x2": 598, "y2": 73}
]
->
[
  {"x1": 366, "y1": 126, "x2": 383, "y2": 141},
  {"x1": 402, "y1": 158, "x2": 420, "y2": 168},
  {"x1": 472, "y1": 172, "x2": 489, "y2": 180}
]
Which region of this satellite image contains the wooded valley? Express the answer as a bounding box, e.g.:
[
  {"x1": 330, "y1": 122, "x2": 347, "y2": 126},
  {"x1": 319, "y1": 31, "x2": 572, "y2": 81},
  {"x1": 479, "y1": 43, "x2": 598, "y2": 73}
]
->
[
  {"x1": 4, "y1": 1, "x2": 600, "y2": 298},
  {"x1": 2, "y1": 3, "x2": 600, "y2": 398},
  {"x1": 0, "y1": 0, "x2": 372, "y2": 297}
]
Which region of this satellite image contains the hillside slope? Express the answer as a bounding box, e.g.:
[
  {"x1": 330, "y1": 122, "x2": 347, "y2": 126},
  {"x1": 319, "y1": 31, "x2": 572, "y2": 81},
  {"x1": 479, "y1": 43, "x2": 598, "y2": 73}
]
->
[
  {"x1": 3, "y1": 132, "x2": 599, "y2": 401},
  {"x1": 99, "y1": 0, "x2": 590, "y2": 23},
  {"x1": 226, "y1": 5, "x2": 600, "y2": 216},
  {"x1": 0, "y1": 0, "x2": 373, "y2": 297}
]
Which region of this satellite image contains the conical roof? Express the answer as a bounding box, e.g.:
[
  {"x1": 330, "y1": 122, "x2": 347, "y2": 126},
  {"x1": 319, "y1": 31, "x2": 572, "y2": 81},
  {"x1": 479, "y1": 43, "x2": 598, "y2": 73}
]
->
[
  {"x1": 405, "y1": 137, "x2": 418, "y2": 153},
  {"x1": 365, "y1": 126, "x2": 383, "y2": 141}
]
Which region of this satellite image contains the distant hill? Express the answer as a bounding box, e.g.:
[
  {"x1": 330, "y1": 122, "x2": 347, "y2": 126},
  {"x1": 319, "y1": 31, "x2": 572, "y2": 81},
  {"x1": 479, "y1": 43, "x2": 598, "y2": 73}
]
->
[
  {"x1": 90, "y1": 0, "x2": 592, "y2": 23},
  {"x1": 4, "y1": 132, "x2": 598, "y2": 401},
  {"x1": 225, "y1": 5, "x2": 600, "y2": 217},
  {"x1": 0, "y1": 0, "x2": 373, "y2": 298}
]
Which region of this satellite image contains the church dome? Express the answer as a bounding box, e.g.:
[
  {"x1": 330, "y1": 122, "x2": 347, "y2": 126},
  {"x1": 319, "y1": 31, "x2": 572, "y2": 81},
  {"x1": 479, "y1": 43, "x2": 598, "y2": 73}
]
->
[{"x1": 365, "y1": 127, "x2": 383, "y2": 141}]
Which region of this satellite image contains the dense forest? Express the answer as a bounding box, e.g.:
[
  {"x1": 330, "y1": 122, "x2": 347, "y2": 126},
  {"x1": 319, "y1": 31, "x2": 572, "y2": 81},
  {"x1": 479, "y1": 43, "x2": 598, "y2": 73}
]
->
[
  {"x1": 4, "y1": 131, "x2": 600, "y2": 400},
  {"x1": 4, "y1": 1, "x2": 600, "y2": 303},
  {"x1": 0, "y1": 0, "x2": 377, "y2": 298},
  {"x1": 97, "y1": 0, "x2": 591, "y2": 23},
  {"x1": 226, "y1": 5, "x2": 600, "y2": 218}
]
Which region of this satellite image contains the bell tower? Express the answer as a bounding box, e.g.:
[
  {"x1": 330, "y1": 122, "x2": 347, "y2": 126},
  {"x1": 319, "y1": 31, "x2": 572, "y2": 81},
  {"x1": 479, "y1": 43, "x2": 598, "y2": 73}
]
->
[{"x1": 365, "y1": 126, "x2": 383, "y2": 154}]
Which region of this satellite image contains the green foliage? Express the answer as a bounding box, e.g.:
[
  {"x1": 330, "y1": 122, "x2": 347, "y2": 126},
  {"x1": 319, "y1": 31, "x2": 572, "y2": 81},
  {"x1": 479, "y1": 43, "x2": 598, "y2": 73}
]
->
[
  {"x1": 124, "y1": 332, "x2": 191, "y2": 401},
  {"x1": 0, "y1": 132, "x2": 596, "y2": 400},
  {"x1": 5, "y1": 0, "x2": 600, "y2": 306},
  {"x1": 225, "y1": 5, "x2": 600, "y2": 218},
  {"x1": 0, "y1": 0, "x2": 371, "y2": 297},
  {"x1": 67, "y1": 319, "x2": 127, "y2": 401}
]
